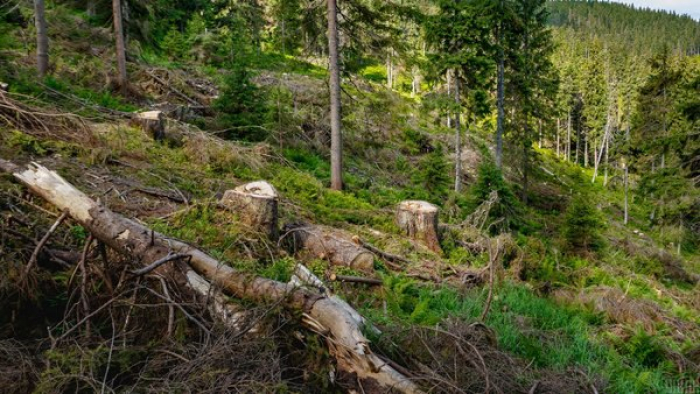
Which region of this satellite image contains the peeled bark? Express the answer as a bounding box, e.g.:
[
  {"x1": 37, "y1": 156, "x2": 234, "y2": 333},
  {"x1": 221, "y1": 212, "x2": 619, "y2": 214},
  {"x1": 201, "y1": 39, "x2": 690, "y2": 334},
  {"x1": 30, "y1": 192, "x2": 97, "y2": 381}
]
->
[
  {"x1": 0, "y1": 159, "x2": 420, "y2": 394},
  {"x1": 130, "y1": 111, "x2": 165, "y2": 140},
  {"x1": 396, "y1": 201, "x2": 442, "y2": 254},
  {"x1": 34, "y1": 0, "x2": 49, "y2": 78},
  {"x1": 288, "y1": 225, "x2": 374, "y2": 272},
  {"x1": 220, "y1": 181, "x2": 278, "y2": 240}
]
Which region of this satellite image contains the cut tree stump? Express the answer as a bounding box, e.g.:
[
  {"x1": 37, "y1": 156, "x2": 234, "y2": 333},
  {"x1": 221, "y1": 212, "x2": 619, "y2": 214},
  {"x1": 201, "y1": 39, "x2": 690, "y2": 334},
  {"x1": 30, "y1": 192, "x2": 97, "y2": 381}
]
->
[
  {"x1": 0, "y1": 159, "x2": 420, "y2": 394},
  {"x1": 396, "y1": 200, "x2": 442, "y2": 254},
  {"x1": 288, "y1": 225, "x2": 374, "y2": 272},
  {"x1": 220, "y1": 181, "x2": 279, "y2": 240},
  {"x1": 130, "y1": 111, "x2": 165, "y2": 140}
]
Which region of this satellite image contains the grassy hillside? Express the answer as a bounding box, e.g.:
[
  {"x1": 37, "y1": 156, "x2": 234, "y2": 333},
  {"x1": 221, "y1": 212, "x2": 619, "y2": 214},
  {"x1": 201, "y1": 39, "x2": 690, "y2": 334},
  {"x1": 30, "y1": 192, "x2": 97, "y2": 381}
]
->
[{"x1": 0, "y1": 2, "x2": 698, "y2": 393}]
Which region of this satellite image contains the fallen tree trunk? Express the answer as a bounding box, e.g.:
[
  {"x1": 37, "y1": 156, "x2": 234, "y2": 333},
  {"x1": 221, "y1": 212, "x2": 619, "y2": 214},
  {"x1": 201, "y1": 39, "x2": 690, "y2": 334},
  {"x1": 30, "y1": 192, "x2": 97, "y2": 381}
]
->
[
  {"x1": 0, "y1": 159, "x2": 420, "y2": 394},
  {"x1": 286, "y1": 224, "x2": 375, "y2": 272}
]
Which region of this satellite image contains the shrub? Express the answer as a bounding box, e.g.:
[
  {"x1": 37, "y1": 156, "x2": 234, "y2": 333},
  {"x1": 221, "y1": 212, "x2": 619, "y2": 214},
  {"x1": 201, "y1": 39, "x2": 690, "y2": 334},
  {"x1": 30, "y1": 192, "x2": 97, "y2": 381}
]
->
[
  {"x1": 469, "y1": 162, "x2": 520, "y2": 231},
  {"x1": 563, "y1": 192, "x2": 604, "y2": 253},
  {"x1": 409, "y1": 145, "x2": 451, "y2": 204}
]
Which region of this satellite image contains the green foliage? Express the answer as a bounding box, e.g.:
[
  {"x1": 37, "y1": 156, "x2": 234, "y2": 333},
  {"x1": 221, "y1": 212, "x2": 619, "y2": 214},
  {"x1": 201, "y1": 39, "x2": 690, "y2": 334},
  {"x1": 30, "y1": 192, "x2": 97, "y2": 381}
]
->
[
  {"x1": 469, "y1": 162, "x2": 520, "y2": 231},
  {"x1": 214, "y1": 61, "x2": 269, "y2": 141},
  {"x1": 161, "y1": 27, "x2": 188, "y2": 60},
  {"x1": 563, "y1": 191, "x2": 604, "y2": 253},
  {"x1": 408, "y1": 146, "x2": 451, "y2": 204}
]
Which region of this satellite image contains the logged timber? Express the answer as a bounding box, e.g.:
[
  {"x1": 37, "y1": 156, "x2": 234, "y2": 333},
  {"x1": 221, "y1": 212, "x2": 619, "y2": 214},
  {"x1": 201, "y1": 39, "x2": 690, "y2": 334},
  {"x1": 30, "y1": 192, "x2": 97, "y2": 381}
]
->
[
  {"x1": 130, "y1": 111, "x2": 165, "y2": 140},
  {"x1": 396, "y1": 200, "x2": 442, "y2": 254},
  {"x1": 287, "y1": 225, "x2": 374, "y2": 272},
  {"x1": 220, "y1": 181, "x2": 278, "y2": 240},
  {"x1": 0, "y1": 159, "x2": 420, "y2": 394}
]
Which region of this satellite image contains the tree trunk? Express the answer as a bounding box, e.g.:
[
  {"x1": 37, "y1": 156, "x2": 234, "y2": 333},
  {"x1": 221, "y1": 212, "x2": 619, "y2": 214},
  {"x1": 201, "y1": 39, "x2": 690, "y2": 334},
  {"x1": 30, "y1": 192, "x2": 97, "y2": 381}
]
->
[
  {"x1": 446, "y1": 70, "x2": 452, "y2": 128},
  {"x1": 623, "y1": 164, "x2": 629, "y2": 225},
  {"x1": 396, "y1": 201, "x2": 442, "y2": 254},
  {"x1": 603, "y1": 134, "x2": 609, "y2": 186},
  {"x1": 454, "y1": 73, "x2": 462, "y2": 193},
  {"x1": 556, "y1": 118, "x2": 561, "y2": 157},
  {"x1": 0, "y1": 159, "x2": 420, "y2": 394},
  {"x1": 112, "y1": 0, "x2": 127, "y2": 94},
  {"x1": 495, "y1": 40, "x2": 505, "y2": 168},
  {"x1": 327, "y1": 0, "x2": 342, "y2": 191},
  {"x1": 34, "y1": 0, "x2": 49, "y2": 78},
  {"x1": 287, "y1": 225, "x2": 374, "y2": 272},
  {"x1": 220, "y1": 181, "x2": 279, "y2": 240},
  {"x1": 130, "y1": 111, "x2": 165, "y2": 140},
  {"x1": 87, "y1": 0, "x2": 96, "y2": 17},
  {"x1": 386, "y1": 50, "x2": 393, "y2": 90},
  {"x1": 567, "y1": 110, "x2": 572, "y2": 162}
]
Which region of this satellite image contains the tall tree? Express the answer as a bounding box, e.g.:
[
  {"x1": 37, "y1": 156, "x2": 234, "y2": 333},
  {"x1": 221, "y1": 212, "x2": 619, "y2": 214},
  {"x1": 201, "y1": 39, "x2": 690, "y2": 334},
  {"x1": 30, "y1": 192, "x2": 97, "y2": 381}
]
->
[
  {"x1": 112, "y1": 0, "x2": 127, "y2": 94},
  {"x1": 34, "y1": 0, "x2": 48, "y2": 77},
  {"x1": 328, "y1": 0, "x2": 342, "y2": 190},
  {"x1": 424, "y1": 0, "x2": 493, "y2": 192}
]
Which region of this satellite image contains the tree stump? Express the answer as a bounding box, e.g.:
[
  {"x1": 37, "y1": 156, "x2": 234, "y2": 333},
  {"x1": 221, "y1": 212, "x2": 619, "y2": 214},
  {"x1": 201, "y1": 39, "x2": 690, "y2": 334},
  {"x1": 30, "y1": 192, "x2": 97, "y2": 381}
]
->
[
  {"x1": 130, "y1": 111, "x2": 165, "y2": 140},
  {"x1": 396, "y1": 200, "x2": 442, "y2": 254},
  {"x1": 288, "y1": 225, "x2": 374, "y2": 272},
  {"x1": 220, "y1": 181, "x2": 279, "y2": 240},
  {"x1": 0, "y1": 82, "x2": 8, "y2": 91}
]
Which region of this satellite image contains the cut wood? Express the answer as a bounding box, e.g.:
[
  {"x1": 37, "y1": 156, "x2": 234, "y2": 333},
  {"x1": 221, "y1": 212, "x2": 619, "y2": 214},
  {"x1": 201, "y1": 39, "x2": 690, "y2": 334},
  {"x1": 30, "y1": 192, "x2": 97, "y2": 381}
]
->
[
  {"x1": 286, "y1": 224, "x2": 374, "y2": 272},
  {"x1": 0, "y1": 159, "x2": 420, "y2": 394},
  {"x1": 220, "y1": 181, "x2": 279, "y2": 240},
  {"x1": 130, "y1": 111, "x2": 165, "y2": 140},
  {"x1": 396, "y1": 200, "x2": 442, "y2": 254}
]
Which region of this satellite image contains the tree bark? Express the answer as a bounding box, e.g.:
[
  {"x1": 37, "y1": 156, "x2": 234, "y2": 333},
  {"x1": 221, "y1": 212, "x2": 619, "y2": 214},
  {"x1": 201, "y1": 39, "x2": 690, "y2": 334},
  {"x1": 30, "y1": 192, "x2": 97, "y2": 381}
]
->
[
  {"x1": 0, "y1": 159, "x2": 420, "y2": 394},
  {"x1": 130, "y1": 111, "x2": 165, "y2": 140},
  {"x1": 220, "y1": 181, "x2": 279, "y2": 240},
  {"x1": 453, "y1": 73, "x2": 462, "y2": 193},
  {"x1": 556, "y1": 118, "x2": 561, "y2": 157},
  {"x1": 396, "y1": 201, "x2": 442, "y2": 254},
  {"x1": 567, "y1": 110, "x2": 572, "y2": 162},
  {"x1": 623, "y1": 164, "x2": 629, "y2": 225},
  {"x1": 495, "y1": 15, "x2": 505, "y2": 168},
  {"x1": 327, "y1": 0, "x2": 342, "y2": 191},
  {"x1": 287, "y1": 225, "x2": 374, "y2": 272},
  {"x1": 112, "y1": 0, "x2": 127, "y2": 94},
  {"x1": 34, "y1": 0, "x2": 49, "y2": 78}
]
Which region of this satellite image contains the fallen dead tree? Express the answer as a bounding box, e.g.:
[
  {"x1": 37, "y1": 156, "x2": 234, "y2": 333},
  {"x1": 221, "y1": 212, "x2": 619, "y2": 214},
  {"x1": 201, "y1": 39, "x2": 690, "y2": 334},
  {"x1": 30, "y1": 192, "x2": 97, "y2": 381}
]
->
[
  {"x1": 0, "y1": 159, "x2": 421, "y2": 394},
  {"x1": 284, "y1": 224, "x2": 375, "y2": 272}
]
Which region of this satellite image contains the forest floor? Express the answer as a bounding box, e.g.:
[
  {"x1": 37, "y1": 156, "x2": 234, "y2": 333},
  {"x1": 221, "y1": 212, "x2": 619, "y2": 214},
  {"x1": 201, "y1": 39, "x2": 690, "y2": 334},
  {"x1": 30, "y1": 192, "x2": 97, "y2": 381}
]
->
[{"x1": 1, "y1": 4, "x2": 699, "y2": 394}]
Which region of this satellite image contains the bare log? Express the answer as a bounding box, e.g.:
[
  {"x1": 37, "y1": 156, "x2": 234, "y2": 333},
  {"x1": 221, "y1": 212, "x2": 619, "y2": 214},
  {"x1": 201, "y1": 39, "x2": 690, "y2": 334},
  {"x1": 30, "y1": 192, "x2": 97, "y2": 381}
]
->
[
  {"x1": 220, "y1": 181, "x2": 279, "y2": 240},
  {"x1": 287, "y1": 224, "x2": 374, "y2": 272},
  {"x1": 130, "y1": 111, "x2": 165, "y2": 140},
  {"x1": 396, "y1": 200, "x2": 442, "y2": 254},
  {"x1": 0, "y1": 159, "x2": 420, "y2": 394}
]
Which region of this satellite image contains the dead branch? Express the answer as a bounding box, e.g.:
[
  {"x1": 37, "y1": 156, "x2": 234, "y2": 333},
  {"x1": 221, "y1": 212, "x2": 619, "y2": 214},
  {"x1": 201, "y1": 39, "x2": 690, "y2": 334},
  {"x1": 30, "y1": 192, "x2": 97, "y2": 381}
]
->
[
  {"x1": 353, "y1": 236, "x2": 416, "y2": 267},
  {"x1": 330, "y1": 273, "x2": 383, "y2": 286},
  {"x1": 23, "y1": 210, "x2": 69, "y2": 280},
  {"x1": 1, "y1": 159, "x2": 421, "y2": 394},
  {"x1": 130, "y1": 253, "x2": 190, "y2": 276}
]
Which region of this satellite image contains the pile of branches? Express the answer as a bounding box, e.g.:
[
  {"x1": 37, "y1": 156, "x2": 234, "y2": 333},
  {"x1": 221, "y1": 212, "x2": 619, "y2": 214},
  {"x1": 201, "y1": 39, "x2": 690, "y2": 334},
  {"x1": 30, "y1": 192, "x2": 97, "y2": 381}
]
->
[{"x1": 0, "y1": 90, "x2": 94, "y2": 144}]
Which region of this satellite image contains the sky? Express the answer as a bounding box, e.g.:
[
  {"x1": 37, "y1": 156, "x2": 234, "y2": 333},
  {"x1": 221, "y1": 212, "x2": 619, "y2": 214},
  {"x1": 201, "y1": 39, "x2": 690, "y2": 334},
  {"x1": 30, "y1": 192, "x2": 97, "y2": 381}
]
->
[{"x1": 623, "y1": 0, "x2": 700, "y2": 20}]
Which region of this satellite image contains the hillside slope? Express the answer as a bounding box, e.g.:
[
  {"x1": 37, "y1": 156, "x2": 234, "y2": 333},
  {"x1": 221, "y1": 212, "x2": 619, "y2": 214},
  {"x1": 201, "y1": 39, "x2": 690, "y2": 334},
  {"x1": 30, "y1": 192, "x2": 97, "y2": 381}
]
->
[{"x1": 0, "y1": 1, "x2": 699, "y2": 393}]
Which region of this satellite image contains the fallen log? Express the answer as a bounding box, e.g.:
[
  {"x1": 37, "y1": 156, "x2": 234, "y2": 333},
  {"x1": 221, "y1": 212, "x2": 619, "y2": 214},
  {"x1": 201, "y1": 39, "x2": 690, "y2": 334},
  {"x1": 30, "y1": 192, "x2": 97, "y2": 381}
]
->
[
  {"x1": 0, "y1": 159, "x2": 420, "y2": 394},
  {"x1": 286, "y1": 224, "x2": 375, "y2": 272},
  {"x1": 353, "y1": 236, "x2": 415, "y2": 267}
]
